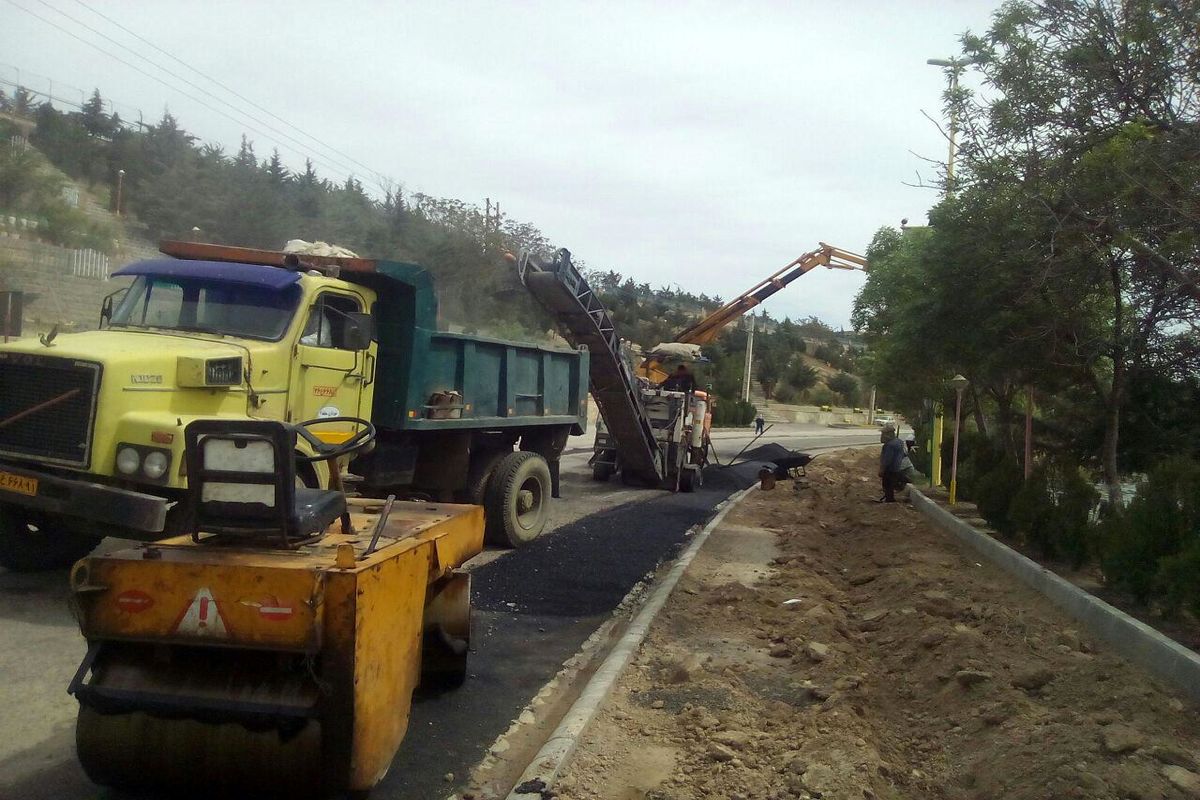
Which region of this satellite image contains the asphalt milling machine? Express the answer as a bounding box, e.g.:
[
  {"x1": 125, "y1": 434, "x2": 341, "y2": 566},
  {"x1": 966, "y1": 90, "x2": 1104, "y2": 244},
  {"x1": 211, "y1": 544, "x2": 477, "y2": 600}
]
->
[
  {"x1": 515, "y1": 243, "x2": 865, "y2": 494},
  {"x1": 67, "y1": 415, "x2": 482, "y2": 798}
]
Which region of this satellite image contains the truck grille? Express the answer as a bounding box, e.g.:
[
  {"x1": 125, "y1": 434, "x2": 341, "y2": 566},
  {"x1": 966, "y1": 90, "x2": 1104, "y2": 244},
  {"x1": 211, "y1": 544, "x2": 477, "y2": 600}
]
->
[{"x1": 0, "y1": 354, "x2": 100, "y2": 468}]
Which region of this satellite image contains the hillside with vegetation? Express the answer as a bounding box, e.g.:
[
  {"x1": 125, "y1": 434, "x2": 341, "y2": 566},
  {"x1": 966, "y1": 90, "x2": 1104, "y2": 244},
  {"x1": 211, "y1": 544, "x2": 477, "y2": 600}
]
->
[{"x1": 0, "y1": 86, "x2": 866, "y2": 420}]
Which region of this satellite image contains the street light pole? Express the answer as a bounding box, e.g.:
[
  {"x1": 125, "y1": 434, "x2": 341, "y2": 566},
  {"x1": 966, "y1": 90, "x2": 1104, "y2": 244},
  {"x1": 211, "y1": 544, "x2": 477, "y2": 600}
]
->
[
  {"x1": 949, "y1": 374, "x2": 969, "y2": 504},
  {"x1": 926, "y1": 57, "x2": 975, "y2": 194},
  {"x1": 115, "y1": 169, "x2": 125, "y2": 217}
]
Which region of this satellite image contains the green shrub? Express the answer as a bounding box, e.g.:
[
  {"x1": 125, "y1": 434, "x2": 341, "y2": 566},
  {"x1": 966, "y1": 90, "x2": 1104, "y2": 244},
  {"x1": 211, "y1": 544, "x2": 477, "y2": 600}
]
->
[
  {"x1": 773, "y1": 384, "x2": 798, "y2": 404},
  {"x1": 712, "y1": 398, "x2": 757, "y2": 427},
  {"x1": 827, "y1": 372, "x2": 860, "y2": 405},
  {"x1": 1009, "y1": 460, "x2": 1098, "y2": 567},
  {"x1": 952, "y1": 432, "x2": 1004, "y2": 501},
  {"x1": 785, "y1": 362, "x2": 818, "y2": 392},
  {"x1": 804, "y1": 386, "x2": 839, "y2": 407},
  {"x1": 1158, "y1": 540, "x2": 1200, "y2": 619},
  {"x1": 971, "y1": 459, "x2": 1024, "y2": 533},
  {"x1": 1098, "y1": 457, "x2": 1200, "y2": 606}
]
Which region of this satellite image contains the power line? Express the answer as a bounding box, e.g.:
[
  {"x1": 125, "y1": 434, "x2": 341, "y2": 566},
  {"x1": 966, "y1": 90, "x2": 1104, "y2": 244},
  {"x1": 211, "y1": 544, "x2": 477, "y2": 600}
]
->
[
  {"x1": 70, "y1": 0, "x2": 388, "y2": 187},
  {"x1": 3, "y1": 0, "x2": 371, "y2": 191},
  {"x1": 25, "y1": 0, "x2": 383, "y2": 193}
]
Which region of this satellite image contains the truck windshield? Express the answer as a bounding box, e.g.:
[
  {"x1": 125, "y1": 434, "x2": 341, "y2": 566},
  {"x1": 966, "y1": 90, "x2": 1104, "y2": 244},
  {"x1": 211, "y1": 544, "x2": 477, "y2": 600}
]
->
[{"x1": 111, "y1": 275, "x2": 301, "y2": 340}]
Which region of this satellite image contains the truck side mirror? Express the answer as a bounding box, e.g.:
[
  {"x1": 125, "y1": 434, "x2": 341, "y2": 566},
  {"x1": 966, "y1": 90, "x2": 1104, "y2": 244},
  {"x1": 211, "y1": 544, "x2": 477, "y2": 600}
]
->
[
  {"x1": 99, "y1": 287, "x2": 127, "y2": 329},
  {"x1": 342, "y1": 312, "x2": 375, "y2": 351}
]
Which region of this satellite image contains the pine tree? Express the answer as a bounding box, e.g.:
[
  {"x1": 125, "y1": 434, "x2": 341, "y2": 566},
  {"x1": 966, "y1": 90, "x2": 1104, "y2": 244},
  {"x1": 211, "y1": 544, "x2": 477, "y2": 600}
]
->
[
  {"x1": 234, "y1": 135, "x2": 256, "y2": 171},
  {"x1": 264, "y1": 148, "x2": 289, "y2": 184},
  {"x1": 81, "y1": 89, "x2": 112, "y2": 138}
]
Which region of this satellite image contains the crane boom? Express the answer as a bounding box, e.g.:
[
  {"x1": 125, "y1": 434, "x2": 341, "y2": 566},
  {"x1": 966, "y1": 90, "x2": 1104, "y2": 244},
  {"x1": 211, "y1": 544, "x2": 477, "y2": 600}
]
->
[
  {"x1": 675, "y1": 243, "x2": 867, "y2": 346},
  {"x1": 640, "y1": 243, "x2": 866, "y2": 384}
]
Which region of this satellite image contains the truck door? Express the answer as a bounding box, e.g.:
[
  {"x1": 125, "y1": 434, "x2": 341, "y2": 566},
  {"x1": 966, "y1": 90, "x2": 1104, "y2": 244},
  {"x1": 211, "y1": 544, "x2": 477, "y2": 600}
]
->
[{"x1": 291, "y1": 292, "x2": 374, "y2": 434}]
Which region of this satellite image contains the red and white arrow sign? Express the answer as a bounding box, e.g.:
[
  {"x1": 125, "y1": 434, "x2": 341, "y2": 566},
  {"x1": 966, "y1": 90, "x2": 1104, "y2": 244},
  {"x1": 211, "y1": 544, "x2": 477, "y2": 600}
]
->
[{"x1": 239, "y1": 595, "x2": 295, "y2": 622}]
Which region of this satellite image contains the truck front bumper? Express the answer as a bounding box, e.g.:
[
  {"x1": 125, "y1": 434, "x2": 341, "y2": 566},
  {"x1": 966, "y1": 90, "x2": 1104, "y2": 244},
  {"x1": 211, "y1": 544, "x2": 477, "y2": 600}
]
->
[{"x1": 0, "y1": 463, "x2": 168, "y2": 534}]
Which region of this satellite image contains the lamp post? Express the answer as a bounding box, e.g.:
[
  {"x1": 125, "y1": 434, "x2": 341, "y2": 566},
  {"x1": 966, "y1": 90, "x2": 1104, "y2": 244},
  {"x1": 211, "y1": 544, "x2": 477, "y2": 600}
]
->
[
  {"x1": 948, "y1": 374, "x2": 969, "y2": 504},
  {"x1": 926, "y1": 56, "x2": 977, "y2": 194},
  {"x1": 115, "y1": 169, "x2": 125, "y2": 217}
]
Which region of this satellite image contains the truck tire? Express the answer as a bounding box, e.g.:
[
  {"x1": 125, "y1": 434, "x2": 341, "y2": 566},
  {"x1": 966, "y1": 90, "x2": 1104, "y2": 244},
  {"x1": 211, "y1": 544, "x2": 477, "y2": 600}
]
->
[
  {"x1": 484, "y1": 451, "x2": 551, "y2": 548},
  {"x1": 680, "y1": 468, "x2": 696, "y2": 493},
  {"x1": 0, "y1": 506, "x2": 102, "y2": 572},
  {"x1": 592, "y1": 461, "x2": 614, "y2": 482}
]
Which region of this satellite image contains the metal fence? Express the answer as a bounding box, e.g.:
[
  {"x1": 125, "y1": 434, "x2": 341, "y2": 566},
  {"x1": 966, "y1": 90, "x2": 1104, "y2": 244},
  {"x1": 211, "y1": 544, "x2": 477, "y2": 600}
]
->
[{"x1": 70, "y1": 248, "x2": 109, "y2": 280}]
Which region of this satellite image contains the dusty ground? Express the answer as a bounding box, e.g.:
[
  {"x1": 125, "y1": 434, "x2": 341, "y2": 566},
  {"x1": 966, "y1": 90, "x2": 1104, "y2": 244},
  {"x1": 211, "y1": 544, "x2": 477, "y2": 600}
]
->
[{"x1": 555, "y1": 450, "x2": 1200, "y2": 800}]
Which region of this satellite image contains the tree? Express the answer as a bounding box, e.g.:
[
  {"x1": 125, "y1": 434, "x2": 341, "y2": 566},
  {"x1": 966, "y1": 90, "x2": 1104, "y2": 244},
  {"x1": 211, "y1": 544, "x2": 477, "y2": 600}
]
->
[
  {"x1": 949, "y1": 0, "x2": 1200, "y2": 501},
  {"x1": 827, "y1": 372, "x2": 860, "y2": 405},
  {"x1": 81, "y1": 89, "x2": 115, "y2": 139},
  {"x1": 264, "y1": 148, "x2": 289, "y2": 185},
  {"x1": 756, "y1": 347, "x2": 787, "y2": 399},
  {"x1": 785, "y1": 361, "x2": 818, "y2": 393},
  {"x1": 13, "y1": 86, "x2": 34, "y2": 116}
]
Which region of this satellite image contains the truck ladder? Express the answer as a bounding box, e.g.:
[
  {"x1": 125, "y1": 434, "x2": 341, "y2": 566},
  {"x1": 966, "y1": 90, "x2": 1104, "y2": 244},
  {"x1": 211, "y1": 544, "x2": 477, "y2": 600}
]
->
[{"x1": 517, "y1": 249, "x2": 662, "y2": 484}]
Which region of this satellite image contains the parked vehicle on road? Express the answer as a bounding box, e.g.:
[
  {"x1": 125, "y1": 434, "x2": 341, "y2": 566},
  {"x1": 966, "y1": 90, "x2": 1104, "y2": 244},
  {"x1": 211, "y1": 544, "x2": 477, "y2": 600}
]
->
[{"x1": 0, "y1": 241, "x2": 588, "y2": 570}]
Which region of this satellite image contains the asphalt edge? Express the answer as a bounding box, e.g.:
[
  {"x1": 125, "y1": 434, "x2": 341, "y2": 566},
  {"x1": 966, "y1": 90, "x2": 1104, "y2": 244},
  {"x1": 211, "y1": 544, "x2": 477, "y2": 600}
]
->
[
  {"x1": 503, "y1": 484, "x2": 759, "y2": 799},
  {"x1": 909, "y1": 487, "x2": 1200, "y2": 704}
]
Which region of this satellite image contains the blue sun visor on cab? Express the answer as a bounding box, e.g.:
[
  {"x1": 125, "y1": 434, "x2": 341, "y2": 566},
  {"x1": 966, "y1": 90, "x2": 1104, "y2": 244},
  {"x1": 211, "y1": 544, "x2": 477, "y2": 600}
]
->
[{"x1": 113, "y1": 259, "x2": 302, "y2": 290}]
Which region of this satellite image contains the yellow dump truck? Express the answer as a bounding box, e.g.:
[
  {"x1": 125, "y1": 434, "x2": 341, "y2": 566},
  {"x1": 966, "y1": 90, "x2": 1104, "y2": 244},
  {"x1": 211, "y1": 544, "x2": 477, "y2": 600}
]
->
[
  {"x1": 68, "y1": 417, "x2": 484, "y2": 797},
  {"x1": 0, "y1": 241, "x2": 588, "y2": 570}
]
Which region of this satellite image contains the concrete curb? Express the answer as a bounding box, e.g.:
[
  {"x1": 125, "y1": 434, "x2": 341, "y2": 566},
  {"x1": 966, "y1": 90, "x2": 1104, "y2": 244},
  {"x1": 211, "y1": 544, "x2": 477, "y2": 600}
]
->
[
  {"x1": 504, "y1": 485, "x2": 758, "y2": 799},
  {"x1": 909, "y1": 487, "x2": 1200, "y2": 704}
]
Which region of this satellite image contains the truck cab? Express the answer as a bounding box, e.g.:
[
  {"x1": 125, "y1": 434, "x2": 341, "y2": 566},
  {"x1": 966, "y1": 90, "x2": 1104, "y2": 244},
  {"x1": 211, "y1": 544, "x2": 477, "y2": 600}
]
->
[{"x1": 0, "y1": 257, "x2": 378, "y2": 570}]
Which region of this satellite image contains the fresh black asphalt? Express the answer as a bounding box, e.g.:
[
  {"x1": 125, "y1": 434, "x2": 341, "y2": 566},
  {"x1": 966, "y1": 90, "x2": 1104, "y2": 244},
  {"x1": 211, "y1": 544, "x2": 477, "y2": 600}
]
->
[{"x1": 381, "y1": 446, "x2": 794, "y2": 799}]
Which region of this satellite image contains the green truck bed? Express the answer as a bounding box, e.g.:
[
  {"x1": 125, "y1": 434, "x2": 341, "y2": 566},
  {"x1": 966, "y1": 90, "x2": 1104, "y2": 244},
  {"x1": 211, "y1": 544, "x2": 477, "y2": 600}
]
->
[{"x1": 359, "y1": 261, "x2": 589, "y2": 434}]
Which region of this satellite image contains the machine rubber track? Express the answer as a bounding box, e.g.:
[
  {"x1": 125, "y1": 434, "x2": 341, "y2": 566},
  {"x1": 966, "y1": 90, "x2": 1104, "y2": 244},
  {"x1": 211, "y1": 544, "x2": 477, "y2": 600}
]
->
[{"x1": 517, "y1": 249, "x2": 662, "y2": 484}]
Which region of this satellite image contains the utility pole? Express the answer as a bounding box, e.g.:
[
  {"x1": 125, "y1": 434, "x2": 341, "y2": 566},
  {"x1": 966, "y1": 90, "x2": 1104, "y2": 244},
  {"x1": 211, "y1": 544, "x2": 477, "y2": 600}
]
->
[{"x1": 741, "y1": 317, "x2": 755, "y2": 402}]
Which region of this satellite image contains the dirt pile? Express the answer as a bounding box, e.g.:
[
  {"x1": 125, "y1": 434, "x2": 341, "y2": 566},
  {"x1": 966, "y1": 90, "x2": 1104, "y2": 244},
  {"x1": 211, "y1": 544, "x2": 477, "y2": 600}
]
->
[{"x1": 554, "y1": 450, "x2": 1200, "y2": 800}]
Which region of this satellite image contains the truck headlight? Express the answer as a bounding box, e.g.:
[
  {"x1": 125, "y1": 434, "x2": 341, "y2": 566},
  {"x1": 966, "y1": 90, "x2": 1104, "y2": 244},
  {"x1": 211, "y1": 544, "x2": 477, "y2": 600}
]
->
[
  {"x1": 205, "y1": 357, "x2": 243, "y2": 387},
  {"x1": 116, "y1": 447, "x2": 141, "y2": 475},
  {"x1": 142, "y1": 451, "x2": 170, "y2": 480},
  {"x1": 115, "y1": 443, "x2": 172, "y2": 483}
]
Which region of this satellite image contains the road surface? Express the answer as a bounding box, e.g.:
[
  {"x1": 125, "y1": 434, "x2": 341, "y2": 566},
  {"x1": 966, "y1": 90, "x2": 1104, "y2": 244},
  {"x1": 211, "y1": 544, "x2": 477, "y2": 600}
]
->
[{"x1": 0, "y1": 424, "x2": 884, "y2": 799}]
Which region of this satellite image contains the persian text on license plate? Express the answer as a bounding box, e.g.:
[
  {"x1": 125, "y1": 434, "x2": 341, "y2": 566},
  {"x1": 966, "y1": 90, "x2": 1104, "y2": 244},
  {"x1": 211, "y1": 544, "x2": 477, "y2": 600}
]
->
[{"x1": 0, "y1": 471, "x2": 37, "y2": 497}]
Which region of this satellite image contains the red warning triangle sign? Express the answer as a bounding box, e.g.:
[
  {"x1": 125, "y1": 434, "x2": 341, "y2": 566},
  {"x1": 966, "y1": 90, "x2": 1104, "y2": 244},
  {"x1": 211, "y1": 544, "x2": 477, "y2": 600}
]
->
[{"x1": 174, "y1": 588, "x2": 229, "y2": 638}]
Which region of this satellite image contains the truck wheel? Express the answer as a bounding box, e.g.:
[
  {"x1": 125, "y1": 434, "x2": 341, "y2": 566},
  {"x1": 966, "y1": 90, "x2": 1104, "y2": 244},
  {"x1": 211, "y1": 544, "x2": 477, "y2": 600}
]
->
[
  {"x1": 0, "y1": 506, "x2": 102, "y2": 572},
  {"x1": 680, "y1": 468, "x2": 696, "y2": 493},
  {"x1": 485, "y1": 451, "x2": 550, "y2": 547},
  {"x1": 592, "y1": 462, "x2": 614, "y2": 482}
]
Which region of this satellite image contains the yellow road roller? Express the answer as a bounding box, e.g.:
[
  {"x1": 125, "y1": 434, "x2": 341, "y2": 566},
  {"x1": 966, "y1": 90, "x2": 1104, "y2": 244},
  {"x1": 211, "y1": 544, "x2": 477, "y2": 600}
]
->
[{"x1": 67, "y1": 417, "x2": 483, "y2": 797}]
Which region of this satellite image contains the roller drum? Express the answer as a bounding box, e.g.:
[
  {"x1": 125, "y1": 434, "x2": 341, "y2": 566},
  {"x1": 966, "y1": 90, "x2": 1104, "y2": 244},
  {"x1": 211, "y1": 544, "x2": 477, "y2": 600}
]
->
[{"x1": 77, "y1": 707, "x2": 323, "y2": 797}]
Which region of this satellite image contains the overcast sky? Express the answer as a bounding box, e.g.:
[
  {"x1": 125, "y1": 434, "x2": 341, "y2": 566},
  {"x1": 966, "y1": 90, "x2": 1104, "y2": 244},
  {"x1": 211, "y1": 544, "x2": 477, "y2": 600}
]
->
[{"x1": 2, "y1": 0, "x2": 998, "y2": 327}]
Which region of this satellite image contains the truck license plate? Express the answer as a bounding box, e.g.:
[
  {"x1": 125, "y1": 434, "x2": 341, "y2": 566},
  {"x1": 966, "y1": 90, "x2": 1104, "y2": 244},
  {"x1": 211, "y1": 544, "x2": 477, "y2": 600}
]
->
[{"x1": 0, "y1": 471, "x2": 37, "y2": 497}]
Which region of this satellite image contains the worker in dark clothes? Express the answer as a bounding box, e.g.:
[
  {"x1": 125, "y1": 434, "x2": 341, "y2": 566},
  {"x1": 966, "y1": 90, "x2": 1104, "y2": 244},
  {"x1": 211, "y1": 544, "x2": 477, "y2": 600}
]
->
[
  {"x1": 661, "y1": 365, "x2": 696, "y2": 393},
  {"x1": 878, "y1": 423, "x2": 907, "y2": 502},
  {"x1": 755, "y1": 413, "x2": 766, "y2": 435}
]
